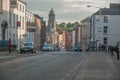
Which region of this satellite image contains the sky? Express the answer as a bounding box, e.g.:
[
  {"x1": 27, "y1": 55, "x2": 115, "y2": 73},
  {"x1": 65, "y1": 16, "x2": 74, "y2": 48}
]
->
[{"x1": 23, "y1": 0, "x2": 120, "y2": 23}]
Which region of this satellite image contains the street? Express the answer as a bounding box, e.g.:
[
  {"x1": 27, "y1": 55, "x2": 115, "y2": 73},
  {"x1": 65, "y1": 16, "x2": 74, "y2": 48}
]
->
[
  {"x1": 0, "y1": 0, "x2": 120, "y2": 80},
  {"x1": 0, "y1": 51, "x2": 88, "y2": 80}
]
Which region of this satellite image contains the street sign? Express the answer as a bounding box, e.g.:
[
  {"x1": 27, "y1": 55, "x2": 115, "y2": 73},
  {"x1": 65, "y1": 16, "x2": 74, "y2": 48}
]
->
[{"x1": 17, "y1": 21, "x2": 21, "y2": 26}]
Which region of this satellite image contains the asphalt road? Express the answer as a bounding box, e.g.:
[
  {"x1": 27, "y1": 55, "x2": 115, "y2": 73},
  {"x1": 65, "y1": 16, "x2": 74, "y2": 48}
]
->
[{"x1": 0, "y1": 51, "x2": 88, "y2": 80}]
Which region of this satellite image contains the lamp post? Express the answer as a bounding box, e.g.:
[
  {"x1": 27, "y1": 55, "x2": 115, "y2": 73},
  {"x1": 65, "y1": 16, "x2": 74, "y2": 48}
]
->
[
  {"x1": 87, "y1": 5, "x2": 102, "y2": 51},
  {"x1": 87, "y1": 5, "x2": 101, "y2": 22}
]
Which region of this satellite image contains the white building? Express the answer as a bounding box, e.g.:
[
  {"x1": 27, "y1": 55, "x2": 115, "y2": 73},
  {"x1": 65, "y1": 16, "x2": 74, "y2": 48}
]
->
[
  {"x1": 72, "y1": 29, "x2": 75, "y2": 47},
  {"x1": 80, "y1": 18, "x2": 91, "y2": 51},
  {"x1": 25, "y1": 10, "x2": 35, "y2": 44},
  {"x1": 91, "y1": 8, "x2": 120, "y2": 48},
  {"x1": 58, "y1": 34, "x2": 62, "y2": 50},
  {"x1": 0, "y1": 0, "x2": 26, "y2": 50}
]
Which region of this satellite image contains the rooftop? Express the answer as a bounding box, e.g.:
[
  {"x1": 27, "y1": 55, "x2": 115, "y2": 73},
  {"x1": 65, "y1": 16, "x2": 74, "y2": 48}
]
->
[{"x1": 93, "y1": 8, "x2": 120, "y2": 15}]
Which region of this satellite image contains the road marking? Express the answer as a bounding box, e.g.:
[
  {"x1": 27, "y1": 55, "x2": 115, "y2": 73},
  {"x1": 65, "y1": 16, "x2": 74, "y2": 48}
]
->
[{"x1": 73, "y1": 58, "x2": 86, "y2": 71}]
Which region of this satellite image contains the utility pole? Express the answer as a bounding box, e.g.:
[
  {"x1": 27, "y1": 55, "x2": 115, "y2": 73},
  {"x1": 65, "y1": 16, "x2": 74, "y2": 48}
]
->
[{"x1": 87, "y1": 5, "x2": 102, "y2": 51}]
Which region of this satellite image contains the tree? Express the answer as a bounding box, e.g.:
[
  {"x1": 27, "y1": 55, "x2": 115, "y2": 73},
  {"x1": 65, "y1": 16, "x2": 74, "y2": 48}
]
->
[
  {"x1": 57, "y1": 22, "x2": 81, "y2": 31},
  {"x1": 73, "y1": 22, "x2": 80, "y2": 27}
]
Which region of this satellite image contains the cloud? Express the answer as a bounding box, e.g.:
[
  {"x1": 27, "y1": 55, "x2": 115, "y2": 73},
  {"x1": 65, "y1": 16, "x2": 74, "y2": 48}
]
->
[{"x1": 23, "y1": 0, "x2": 120, "y2": 23}]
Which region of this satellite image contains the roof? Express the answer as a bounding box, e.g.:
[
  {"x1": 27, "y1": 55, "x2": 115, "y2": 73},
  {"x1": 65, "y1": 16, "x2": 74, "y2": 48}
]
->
[
  {"x1": 49, "y1": 8, "x2": 55, "y2": 15},
  {"x1": 34, "y1": 14, "x2": 41, "y2": 19},
  {"x1": 110, "y1": 3, "x2": 120, "y2": 9},
  {"x1": 18, "y1": 0, "x2": 26, "y2": 5},
  {"x1": 93, "y1": 8, "x2": 120, "y2": 15}
]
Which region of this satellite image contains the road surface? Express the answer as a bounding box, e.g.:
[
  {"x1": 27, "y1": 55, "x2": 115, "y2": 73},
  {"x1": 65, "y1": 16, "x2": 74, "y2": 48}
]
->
[{"x1": 0, "y1": 51, "x2": 88, "y2": 80}]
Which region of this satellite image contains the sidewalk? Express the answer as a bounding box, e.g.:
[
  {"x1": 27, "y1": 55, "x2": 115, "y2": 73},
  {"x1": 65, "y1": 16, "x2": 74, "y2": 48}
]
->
[
  {"x1": 0, "y1": 51, "x2": 41, "y2": 61},
  {"x1": 75, "y1": 52, "x2": 120, "y2": 80},
  {"x1": 0, "y1": 51, "x2": 18, "y2": 60}
]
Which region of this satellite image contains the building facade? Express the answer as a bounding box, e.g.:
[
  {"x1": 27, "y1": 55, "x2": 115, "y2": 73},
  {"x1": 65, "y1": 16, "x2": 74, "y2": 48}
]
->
[
  {"x1": 0, "y1": 0, "x2": 26, "y2": 50},
  {"x1": 25, "y1": 10, "x2": 36, "y2": 44},
  {"x1": 62, "y1": 31, "x2": 67, "y2": 49},
  {"x1": 80, "y1": 17, "x2": 91, "y2": 51},
  {"x1": 34, "y1": 14, "x2": 42, "y2": 50},
  {"x1": 40, "y1": 17, "x2": 46, "y2": 50},
  {"x1": 91, "y1": 6, "x2": 120, "y2": 50},
  {"x1": 66, "y1": 31, "x2": 72, "y2": 51},
  {"x1": 72, "y1": 30, "x2": 75, "y2": 47},
  {"x1": 47, "y1": 8, "x2": 56, "y2": 45}
]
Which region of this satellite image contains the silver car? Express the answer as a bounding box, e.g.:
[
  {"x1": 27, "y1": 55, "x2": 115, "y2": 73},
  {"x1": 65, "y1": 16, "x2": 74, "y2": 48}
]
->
[
  {"x1": 20, "y1": 43, "x2": 36, "y2": 53},
  {"x1": 42, "y1": 45, "x2": 53, "y2": 51}
]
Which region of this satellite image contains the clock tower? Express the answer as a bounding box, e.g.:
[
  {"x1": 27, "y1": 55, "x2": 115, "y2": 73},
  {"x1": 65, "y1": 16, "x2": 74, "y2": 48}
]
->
[
  {"x1": 47, "y1": 8, "x2": 57, "y2": 44},
  {"x1": 48, "y1": 8, "x2": 56, "y2": 33}
]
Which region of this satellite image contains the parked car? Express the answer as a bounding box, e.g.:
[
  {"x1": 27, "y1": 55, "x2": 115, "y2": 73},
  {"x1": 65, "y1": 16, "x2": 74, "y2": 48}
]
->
[
  {"x1": 42, "y1": 44, "x2": 52, "y2": 51},
  {"x1": 53, "y1": 46, "x2": 60, "y2": 51},
  {"x1": 72, "y1": 45, "x2": 82, "y2": 52},
  {"x1": 20, "y1": 43, "x2": 36, "y2": 53}
]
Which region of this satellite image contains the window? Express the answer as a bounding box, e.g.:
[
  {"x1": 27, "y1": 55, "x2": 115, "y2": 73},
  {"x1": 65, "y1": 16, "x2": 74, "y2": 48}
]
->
[
  {"x1": 20, "y1": 16, "x2": 21, "y2": 28},
  {"x1": 13, "y1": 34, "x2": 15, "y2": 45},
  {"x1": 103, "y1": 37, "x2": 108, "y2": 44},
  {"x1": 13, "y1": 14, "x2": 15, "y2": 28},
  {"x1": 17, "y1": 3, "x2": 18, "y2": 10},
  {"x1": 16, "y1": 15, "x2": 18, "y2": 28},
  {"x1": 104, "y1": 16, "x2": 108, "y2": 23},
  {"x1": 23, "y1": 6, "x2": 24, "y2": 12},
  {"x1": 103, "y1": 26, "x2": 108, "y2": 34},
  {"x1": 23, "y1": 17, "x2": 24, "y2": 28},
  {"x1": 20, "y1": 4, "x2": 21, "y2": 11},
  {"x1": 0, "y1": 0, "x2": 3, "y2": 13}
]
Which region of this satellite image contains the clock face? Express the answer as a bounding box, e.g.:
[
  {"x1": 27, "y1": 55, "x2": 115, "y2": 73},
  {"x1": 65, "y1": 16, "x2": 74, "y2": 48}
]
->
[{"x1": 49, "y1": 16, "x2": 55, "y2": 20}]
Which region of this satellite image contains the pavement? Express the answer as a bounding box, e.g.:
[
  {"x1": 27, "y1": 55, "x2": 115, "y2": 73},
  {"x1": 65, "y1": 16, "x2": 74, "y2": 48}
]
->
[
  {"x1": 0, "y1": 51, "x2": 41, "y2": 61},
  {"x1": 0, "y1": 51, "x2": 120, "y2": 80},
  {"x1": 0, "y1": 51, "x2": 18, "y2": 59},
  {"x1": 75, "y1": 52, "x2": 120, "y2": 80}
]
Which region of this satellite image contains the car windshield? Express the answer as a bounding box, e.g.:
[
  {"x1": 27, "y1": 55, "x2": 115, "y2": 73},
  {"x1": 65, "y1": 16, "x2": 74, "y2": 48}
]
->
[
  {"x1": 43, "y1": 45, "x2": 51, "y2": 47},
  {"x1": 75, "y1": 45, "x2": 81, "y2": 48},
  {"x1": 24, "y1": 43, "x2": 32, "y2": 46}
]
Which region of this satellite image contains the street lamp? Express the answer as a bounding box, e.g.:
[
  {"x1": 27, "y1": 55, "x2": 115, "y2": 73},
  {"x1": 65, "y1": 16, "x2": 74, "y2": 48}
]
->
[
  {"x1": 87, "y1": 5, "x2": 102, "y2": 21},
  {"x1": 87, "y1": 5, "x2": 102, "y2": 51},
  {"x1": 87, "y1": 5, "x2": 101, "y2": 9}
]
